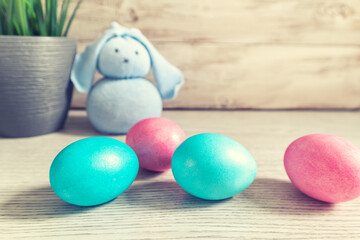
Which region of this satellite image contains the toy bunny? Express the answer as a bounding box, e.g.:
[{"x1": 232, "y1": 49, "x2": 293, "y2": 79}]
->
[{"x1": 71, "y1": 22, "x2": 184, "y2": 134}]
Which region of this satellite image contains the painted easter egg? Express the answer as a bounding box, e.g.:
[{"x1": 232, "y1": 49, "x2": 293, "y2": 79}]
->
[
  {"x1": 172, "y1": 133, "x2": 257, "y2": 200},
  {"x1": 284, "y1": 134, "x2": 360, "y2": 203},
  {"x1": 126, "y1": 117, "x2": 186, "y2": 172},
  {"x1": 49, "y1": 137, "x2": 139, "y2": 206}
]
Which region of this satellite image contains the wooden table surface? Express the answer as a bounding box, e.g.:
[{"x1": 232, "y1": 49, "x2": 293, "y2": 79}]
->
[{"x1": 1, "y1": 110, "x2": 360, "y2": 239}]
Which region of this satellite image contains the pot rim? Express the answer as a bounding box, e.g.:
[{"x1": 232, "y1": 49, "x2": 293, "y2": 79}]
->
[{"x1": 0, "y1": 35, "x2": 76, "y2": 42}]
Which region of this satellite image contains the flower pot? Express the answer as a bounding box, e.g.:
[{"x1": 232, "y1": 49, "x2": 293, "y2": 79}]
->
[{"x1": 0, "y1": 36, "x2": 76, "y2": 138}]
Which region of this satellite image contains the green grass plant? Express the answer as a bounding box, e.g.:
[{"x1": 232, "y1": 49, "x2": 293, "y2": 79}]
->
[{"x1": 0, "y1": 0, "x2": 82, "y2": 36}]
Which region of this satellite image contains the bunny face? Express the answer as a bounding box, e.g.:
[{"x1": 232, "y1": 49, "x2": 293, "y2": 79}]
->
[{"x1": 97, "y1": 36, "x2": 151, "y2": 79}]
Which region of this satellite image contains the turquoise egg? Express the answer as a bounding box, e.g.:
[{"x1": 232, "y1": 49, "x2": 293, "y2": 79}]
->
[
  {"x1": 49, "y1": 137, "x2": 139, "y2": 206},
  {"x1": 171, "y1": 133, "x2": 257, "y2": 200}
]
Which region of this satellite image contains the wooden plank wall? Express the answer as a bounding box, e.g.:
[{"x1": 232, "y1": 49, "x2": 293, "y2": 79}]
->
[{"x1": 68, "y1": 0, "x2": 360, "y2": 109}]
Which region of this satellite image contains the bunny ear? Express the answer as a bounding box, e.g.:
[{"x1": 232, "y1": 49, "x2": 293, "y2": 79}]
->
[
  {"x1": 128, "y1": 29, "x2": 184, "y2": 100},
  {"x1": 70, "y1": 31, "x2": 115, "y2": 93},
  {"x1": 110, "y1": 22, "x2": 129, "y2": 34}
]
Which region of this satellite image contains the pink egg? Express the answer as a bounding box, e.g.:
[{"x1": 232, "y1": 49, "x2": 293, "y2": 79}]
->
[
  {"x1": 284, "y1": 134, "x2": 360, "y2": 203},
  {"x1": 126, "y1": 117, "x2": 186, "y2": 172}
]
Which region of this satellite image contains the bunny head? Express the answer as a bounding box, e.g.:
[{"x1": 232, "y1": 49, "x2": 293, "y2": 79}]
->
[
  {"x1": 71, "y1": 22, "x2": 184, "y2": 100},
  {"x1": 98, "y1": 36, "x2": 151, "y2": 79}
]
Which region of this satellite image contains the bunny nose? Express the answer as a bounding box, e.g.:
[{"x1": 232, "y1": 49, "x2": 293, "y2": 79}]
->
[{"x1": 123, "y1": 58, "x2": 129, "y2": 63}]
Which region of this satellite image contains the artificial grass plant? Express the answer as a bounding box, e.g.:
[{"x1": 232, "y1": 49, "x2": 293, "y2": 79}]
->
[{"x1": 0, "y1": 0, "x2": 82, "y2": 36}]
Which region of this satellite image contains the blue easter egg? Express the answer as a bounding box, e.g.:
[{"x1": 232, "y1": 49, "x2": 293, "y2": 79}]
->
[
  {"x1": 171, "y1": 133, "x2": 257, "y2": 200},
  {"x1": 49, "y1": 137, "x2": 139, "y2": 206}
]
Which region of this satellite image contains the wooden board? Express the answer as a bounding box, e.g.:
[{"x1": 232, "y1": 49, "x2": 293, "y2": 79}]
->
[
  {"x1": 1, "y1": 110, "x2": 360, "y2": 239},
  {"x1": 67, "y1": 0, "x2": 360, "y2": 109},
  {"x1": 68, "y1": 0, "x2": 360, "y2": 45},
  {"x1": 71, "y1": 43, "x2": 360, "y2": 109}
]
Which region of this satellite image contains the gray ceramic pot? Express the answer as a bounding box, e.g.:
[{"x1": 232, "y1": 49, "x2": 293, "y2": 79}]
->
[{"x1": 0, "y1": 36, "x2": 76, "y2": 138}]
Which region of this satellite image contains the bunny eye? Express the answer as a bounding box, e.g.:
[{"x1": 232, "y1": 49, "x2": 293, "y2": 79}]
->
[
  {"x1": 115, "y1": 49, "x2": 119, "y2": 53},
  {"x1": 135, "y1": 51, "x2": 139, "y2": 55}
]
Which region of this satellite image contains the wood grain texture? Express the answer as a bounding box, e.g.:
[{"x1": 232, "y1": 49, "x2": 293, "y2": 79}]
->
[
  {"x1": 71, "y1": 44, "x2": 360, "y2": 109},
  {"x1": 67, "y1": 0, "x2": 360, "y2": 109},
  {"x1": 1, "y1": 110, "x2": 360, "y2": 239},
  {"x1": 68, "y1": 0, "x2": 360, "y2": 45}
]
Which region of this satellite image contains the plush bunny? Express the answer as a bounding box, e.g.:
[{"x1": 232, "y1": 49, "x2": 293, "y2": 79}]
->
[{"x1": 71, "y1": 23, "x2": 184, "y2": 134}]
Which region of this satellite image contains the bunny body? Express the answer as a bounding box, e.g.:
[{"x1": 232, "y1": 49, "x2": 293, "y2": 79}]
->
[
  {"x1": 71, "y1": 23, "x2": 184, "y2": 134},
  {"x1": 87, "y1": 78, "x2": 162, "y2": 134}
]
